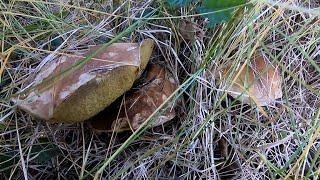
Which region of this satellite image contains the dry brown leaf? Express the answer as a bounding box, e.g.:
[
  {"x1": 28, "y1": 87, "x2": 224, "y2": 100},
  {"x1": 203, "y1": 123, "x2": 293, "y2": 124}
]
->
[
  {"x1": 222, "y1": 54, "x2": 282, "y2": 106},
  {"x1": 15, "y1": 39, "x2": 154, "y2": 123},
  {"x1": 90, "y1": 64, "x2": 177, "y2": 133},
  {"x1": 179, "y1": 19, "x2": 204, "y2": 42}
]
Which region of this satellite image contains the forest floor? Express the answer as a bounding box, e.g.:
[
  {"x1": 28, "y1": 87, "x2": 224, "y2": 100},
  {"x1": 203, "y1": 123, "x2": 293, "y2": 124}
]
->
[{"x1": 0, "y1": 0, "x2": 320, "y2": 179}]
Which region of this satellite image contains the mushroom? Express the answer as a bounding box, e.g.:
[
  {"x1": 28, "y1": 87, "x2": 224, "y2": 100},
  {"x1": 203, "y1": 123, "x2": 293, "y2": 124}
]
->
[
  {"x1": 90, "y1": 64, "x2": 177, "y2": 132},
  {"x1": 221, "y1": 53, "x2": 282, "y2": 106},
  {"x1": 15, "y1": 39, "x2": 154, "y2": 123}
]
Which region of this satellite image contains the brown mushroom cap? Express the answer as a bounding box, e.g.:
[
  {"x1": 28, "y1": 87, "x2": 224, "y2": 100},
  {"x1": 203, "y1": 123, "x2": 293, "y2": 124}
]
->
[
  {"x1": 16, "y1": 39, "x2": 154, "y2": 123},
  {"x1": 222, "y1": 54, "x2": 282, "y2": 106},
  {"x1": 90, "y1": 64, "x2": 177, "y2": 133}
]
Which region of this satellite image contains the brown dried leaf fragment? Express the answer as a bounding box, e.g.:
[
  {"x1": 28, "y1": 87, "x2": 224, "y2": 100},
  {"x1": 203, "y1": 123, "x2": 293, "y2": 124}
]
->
[
  {"x1": 179, "y1": 19, "x2": 204, "y2": 42},
  {"x1": 90, "y1": 64, "x2": 177, "y2": 133},
  {"x1": 15, "y1": 39, "x2": 154, "y2": 123},
  {"x1": 222, "y1": 54, "x2": 282, "y2": 106}
]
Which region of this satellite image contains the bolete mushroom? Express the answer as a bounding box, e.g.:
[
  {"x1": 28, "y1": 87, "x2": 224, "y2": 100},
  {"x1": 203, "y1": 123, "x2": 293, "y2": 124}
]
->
[
  {"x1": 15, "y1": 39, "x2": 154, "y2": 123},
  {"x1": 221, "y1": 53, "x2": 282, "y2": 106},
  {"x1": 90, "y1": 64, "x2": 177, "y2": 132}
]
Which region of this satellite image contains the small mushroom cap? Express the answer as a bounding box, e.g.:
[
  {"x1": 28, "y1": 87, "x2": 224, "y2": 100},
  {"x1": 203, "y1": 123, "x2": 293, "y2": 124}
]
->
[
  {"x1": 90, "y1": 64, "x2": 177, "y2": 133},
  {"x1": 222, "y1": 54, "x2": 282, "y2": 106}
]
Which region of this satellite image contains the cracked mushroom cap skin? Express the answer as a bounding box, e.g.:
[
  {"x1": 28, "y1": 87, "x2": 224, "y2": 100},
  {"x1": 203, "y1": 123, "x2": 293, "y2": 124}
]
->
[
  {"x1": 90, "y1": 64, "x2": 177, "y2": 133},
  {"x1": 224, "y1": 54, "x2": 282, "y2": 106},
  {"x1": 16, "y1": 39, "x2": 154, "y2": 123}
]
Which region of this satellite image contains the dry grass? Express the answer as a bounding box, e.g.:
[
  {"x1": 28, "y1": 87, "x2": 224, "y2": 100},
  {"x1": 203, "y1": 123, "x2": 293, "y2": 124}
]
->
[{"x1": 0, "y1": 0, "x2": 319, "y2": 179}]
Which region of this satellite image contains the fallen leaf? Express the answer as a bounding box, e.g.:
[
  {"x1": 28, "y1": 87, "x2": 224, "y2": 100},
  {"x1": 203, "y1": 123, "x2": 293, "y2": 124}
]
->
[
  {"x1": 221, "y1": 53, "x2": 282, "y2": 106},
  {"x1": 15, "y1": 39, "x2": 154, "y2": 123},
  {"x1": 179, "y1": 19, "x2": 204, "y2": 42},
  {"x1": 90, "y1": 64, "x2": 177, "y2": 133}
]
